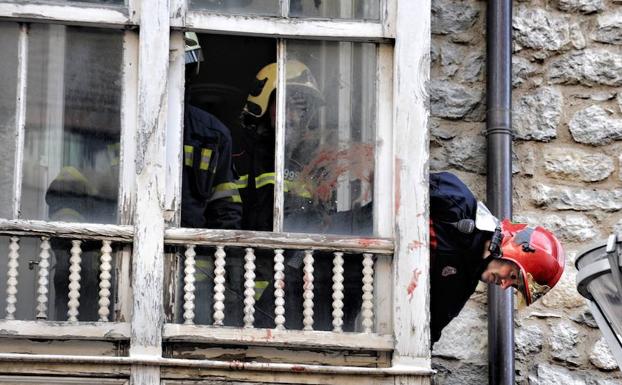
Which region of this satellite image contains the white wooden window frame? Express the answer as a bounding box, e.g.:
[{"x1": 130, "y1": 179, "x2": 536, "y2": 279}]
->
[{"x1": 0, "y1": 0, "x2": 431, "y2": 384}]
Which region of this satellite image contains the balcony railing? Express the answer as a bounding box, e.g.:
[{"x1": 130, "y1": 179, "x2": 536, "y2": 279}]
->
[{"x1": 0, "y1": 219, "x2": 394, "y2": 354}]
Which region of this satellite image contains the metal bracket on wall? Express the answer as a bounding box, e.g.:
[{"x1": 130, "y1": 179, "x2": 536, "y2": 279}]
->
[{"x1": 606, "y1": 233, "x2": 622, "y2": 297}]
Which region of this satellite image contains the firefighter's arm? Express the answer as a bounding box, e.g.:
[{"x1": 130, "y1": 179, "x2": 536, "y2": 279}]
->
[{"x1": 204, "y1": 131, "x2": 242, "y2": 230}]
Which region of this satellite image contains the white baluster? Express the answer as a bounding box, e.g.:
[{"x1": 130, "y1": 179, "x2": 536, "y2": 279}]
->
[
  {"x1": 98, "y1": 240, "x2": 113, "y2": 322},
  {"x1": 243, "y1": 248, "x2": 256, "y2": 328},
  {"x1": 213, "y1": 245, "x2": 226, "y2": 326},
  {"x1": 5, "y1": 237, "x2": 20, "y2": 320},
  {"x1": 67, "y1": 240, "x2": 82, "y2": 322},
  {"x1": 183, "y1": 244, "x2": 196, "y2": 325},
  {"x1": 273, "y1": 248, "x2": 285, "y2": 330},
  {"x1": 35, "y1": 237, "x2": 51, "y2": 320},
  {"x1": 302, "y1": 250, "x2": 315, "y2": 331},
  {"x1": 361, "y1": 253, "x2": 375, "y2": 333},
  {"x1": 332, "y1": 251, "x2": 345, "y2": 332}
]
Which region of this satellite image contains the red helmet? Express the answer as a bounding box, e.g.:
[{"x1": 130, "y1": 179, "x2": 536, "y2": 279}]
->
[{"x1": 499, "y1": 219, "x2": 565, "y2": 305}]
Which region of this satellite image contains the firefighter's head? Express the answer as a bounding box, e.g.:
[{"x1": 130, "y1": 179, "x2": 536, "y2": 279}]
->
[
  {"x1": 184, "y1": 32, "x2": 203, "y2": 81},
  {"x1": 481, "y1": 219, "x2": 565, "y2": 306},
  {"x1": 242, "y1": 60, "x2": 324, "y2": 131}
]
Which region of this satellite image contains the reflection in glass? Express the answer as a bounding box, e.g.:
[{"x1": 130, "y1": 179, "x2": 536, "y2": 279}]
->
[
  {"x1": 21, "y1": 25, "x2": 123, "y2": 224},
  {"x1": 289, "y1": 0, "x2": 380, "y2": 20},
  {"x1": 0, "y1": 22, "x2": 19, "y2": 219},
  {"x1": 189, "y1": 0, "x2": 279, "y2": 16},
  {"x1": 284, "y1": 41, "x2": 377, "y2": 236}
]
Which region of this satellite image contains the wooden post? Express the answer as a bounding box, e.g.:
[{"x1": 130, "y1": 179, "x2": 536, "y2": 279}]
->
[
  {"x1": 392, "y1": 0, "x2": 431, "y2": 384},
  {"x1": 130, "y1": 0, "x2": 169, "y2": 383}
]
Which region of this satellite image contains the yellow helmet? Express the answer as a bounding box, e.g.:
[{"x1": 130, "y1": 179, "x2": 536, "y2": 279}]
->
[{"x1": 243, "y1": 60, "x2": 323, "y2": 119}]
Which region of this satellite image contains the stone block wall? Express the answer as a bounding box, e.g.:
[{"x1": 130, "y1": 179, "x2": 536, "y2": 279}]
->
[{"x1": 430, "y1": 0, "x2": 622, "y2": 384}]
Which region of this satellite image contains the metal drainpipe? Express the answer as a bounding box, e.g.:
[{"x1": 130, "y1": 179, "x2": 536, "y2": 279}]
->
[{"x1": 486, "y1": 0, "x2": 514, "y2": 384}]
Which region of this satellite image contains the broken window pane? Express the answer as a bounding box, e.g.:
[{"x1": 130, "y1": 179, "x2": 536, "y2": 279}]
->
[
  {"x1": 283, "y1": 41, "x2": 377, "y2": 236},
  {"x1": 20, "y1": 25, "x2": 123, "y2": 224},
  {"x1": 0, "y1": 22, "x2": 19, "y2": 219},
  {"x1": 189, "y1": 0, "x2": 280, "y2": 16},
  {"x1": 289, "y1": 0, "x2": 380, "y2": 20}
]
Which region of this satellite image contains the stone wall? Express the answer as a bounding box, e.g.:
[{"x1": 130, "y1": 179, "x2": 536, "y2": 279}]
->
[{"x1": 429, "y1": 0, "x2": 622, "y2": 384}]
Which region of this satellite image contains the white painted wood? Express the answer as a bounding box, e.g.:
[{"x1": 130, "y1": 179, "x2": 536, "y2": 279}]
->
[
  {"x1": 374, "y1": 254, "x2": 392, "y2": 336},
  {"x1": 212, "y1": 246, "x2": 226, "y2": 326},
  {"x1": 130, "y1": 6, "x2": 168, "y2": 385},
  {"x1": 5, "y1": 237, "x2": 19, "y2": 320},
  {"x1": 118, "y1": 30, "x2": 139, "y2": 225},
  {"x1": 183, "y1": 245, "x2": 196, "y2": 325},
  {"x1": 127, "y1": 0, "x2": 140, "y2": 25},
  {"x1": 279, "y1": 0, "x2": 288, "y2": 17},
  {"x1": 0, "y1": 219, "x2": 394, "y2": 253},
  {"x1": 116, "y1": 246, "x2": 133, "y2": 324},
  {"x1": 0, "y1": 352, "x2": 432, "y2": 376},
  {"x1": 98, "y1": 240, "x2": 113, "y2": 322},
  {"x1": 0, "y1": 320, "x2": 131, "y2": 340},
  {"x1": 169, "y1": 0, "x2": 186, "y2": 27},
  {"x1": 337, "y1": 42, "x2": 353, "y2": 212},
  {"x1": 164, "y1": 31, "x2": 185, "y2": 225},
  {"x1": 243, "y1": 248, "x2": 256, "y2": 328},
  {"x1": 382, "y1": 0, "x2": 397, "y2": 39},
  {"x1": 164, "y1": 227, "x2": 394, "y2": 254},
  {"x1": 273, "y1": 248, "x2": 286, "y2": 330},
  {"x1": 163, "y1": 324, "x2": 394, "y2": 351},
  {"x1": 186, "y1": 13, "x2": 391, "y2": 41},
  {"x1": 35, "y1": 237, "x2": 51, "y2": 320},
  {"x1": 0, "y1": 376, "x2": 126, "y2": 385},
  {"x1": 0, "y1": 3, "x2": 132, "y2": 27},
  {"x1": 332, "y1": 252, "x2": 345, "y2": 332},
  {"x1": 302, "y1": 250, "x2": 314, "y2": 331},
  {"x1": 67, "y1": 240, "x2": 82, "y2": 323},
  {"x1": 361, "y1": 253, "x2": 374, "y2": 333},
  {"x1": 12, "y1": 24, "x2": 27, "y2": 220},
  {"x1": 273, "y1": 40, "x2": 286, "y2": 233},
  {"x1": 392, "y1": 0, "x2": 432, "y2": 367},
  {"x1": 0, "y1": 219, "x2": 134, "y2": 242}
]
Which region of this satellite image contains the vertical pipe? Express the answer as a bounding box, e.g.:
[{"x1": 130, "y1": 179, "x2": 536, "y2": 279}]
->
[{"x1": 486, "y1": 0, "x2": 514, "y2": 384}]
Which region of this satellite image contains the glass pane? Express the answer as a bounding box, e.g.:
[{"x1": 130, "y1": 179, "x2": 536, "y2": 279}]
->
[
  {"x1": 283, "y1": 41, "x2": 377, "y2": 236},
  {"x1": 589, "y1": 274, "x2": 622, "y2": 340},
  {"x1": 21, "y1": 25, "x2": 123, "y2": 224},
  {"x1": 189, "y1": 0, "x2": 280, "y2": 16},
  {"x1": 0, "y1": 22, "x2": 19, "y2": 219},
  {"x1": 289, "y1": 0, "x2": 380, "y2": 20}
]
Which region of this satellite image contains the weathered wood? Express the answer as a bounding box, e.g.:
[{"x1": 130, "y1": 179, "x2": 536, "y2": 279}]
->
[
  {"x1": 183, "y1": 245, "x2": 196, "y2": 325},
  {"x1": 163, "y1": 324, "x2": 394, "y2": 351},
  {"x1": 392, "y1": 0, "x2": 432, "y2": 368},
  {"x1": 98, "y1": 240, "x2": 113, "y2": 322},
  {"x1": 67, "y1": 240, "x2": 82, "y2": 323},
  {"x1": 35, "y1": 237, "x2": 51, "y2": 320},
  {"x1": 12, "y1": 24, "x2": 28, "y2": 220},
  {"x1": 169, "y1": 0, "x2": 186, "y2": 27},
  {"x1": 5, "y1": 237, "x2": 19, "y2": 320},
  {"x1": 213, "y1": 246, "x2": 226, "y2": 327},
  {"x1": 0, "y1": 219, "x2": 134, "y2": 242},
  {"x1": 332, "y1": 252, "x2": 345, "y2": 332},
  {"x1": 0, "y1": 363, "x2": 129, "y2": 379},
  {"x1": 0, "y1": 375, "x2": 127, "y2": 384},
  {"x1": 163, "y1": 375, "x2": 396, "y2": 385},
  {"x1": 0, "y1": 3, "x2": 131, "y2": 27},
  {"x1": 302, "y1": 250, "x2": 314, "y2": 331},
  {"x1": 273, "y1": 249, "x2": 286, "y2": 330},
  {"x1": 361, "y1": 253, "x2": 374, "y2": 333},
  {"x1": 118, "y1": 30, "x2": 139, "y2": 225},
  {"x1": 186, "y1": 12, "x2": 392, "y2": 41},
  {"x1": 0, "y1": 320, "x2": 130, "y2": 340},
  {"x1": 243, "y1": 248, "x2": 256, "y2": 328},
  {"x1": 165, "y1": 228, "x2": 394, "y2": 254},
  {"x1": 273, "y1": 40, "x2": 286, "y2": 232},
  {"x1": 130, "y1": 1, "x2": 169, "y2": 385}
]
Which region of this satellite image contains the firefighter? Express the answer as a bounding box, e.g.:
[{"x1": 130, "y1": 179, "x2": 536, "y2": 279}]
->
[
  {"x1": 429, "y1": 172, "x2": 565, "y2": 343},
  {"x1": 181, "y1": 32, "x2": 242, "y2": 230},
  {"x1": 182, "y1": 32, "x2": 243, "y2": 324}
]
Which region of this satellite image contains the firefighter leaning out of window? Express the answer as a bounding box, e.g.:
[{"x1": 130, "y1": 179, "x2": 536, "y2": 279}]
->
[{"x1": 428, "y1": 172, "x2": 565, "y2": 343}]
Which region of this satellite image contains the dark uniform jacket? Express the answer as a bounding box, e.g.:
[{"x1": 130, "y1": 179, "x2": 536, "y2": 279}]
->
[
  {"x1": 182, "y1": 104, "x2": 242, "y2": 229},
  {"x1": 429, "y1": 172, "x2": 490, "y2": 343}
]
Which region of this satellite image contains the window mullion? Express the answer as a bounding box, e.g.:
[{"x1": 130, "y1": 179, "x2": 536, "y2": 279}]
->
[
  {"x1": 170, "y1": 0, "x2": 187, "y2": 27},
  {"x1": 279, "y1": 0, "x2": 288, "y2": 17},
  {"x1": 165, "y1": 31, "x2": 185, "y2": 226},
  {"x1": 128, "y1": 0, "x2": 141, "y2": 25},
  {"x1": 273, "y1": 39, "x2": 287, "y2": 233},
  {"x1": 12, "y1": 23, "x2": 28, "y2": 220}
]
